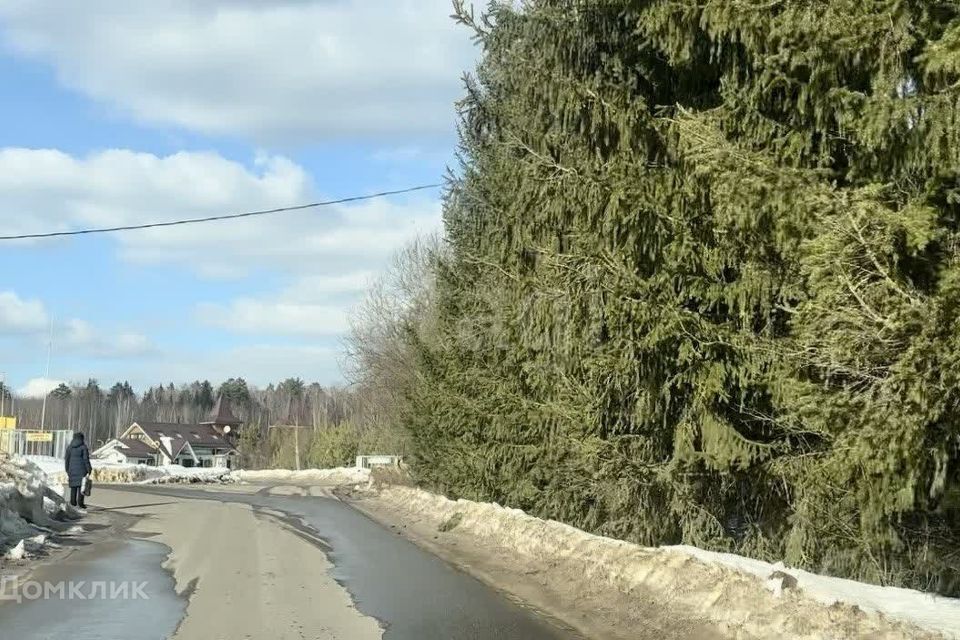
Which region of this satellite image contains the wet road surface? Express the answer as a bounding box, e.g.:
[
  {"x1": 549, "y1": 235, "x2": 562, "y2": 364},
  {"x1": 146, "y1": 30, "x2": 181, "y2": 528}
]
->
[
  {"x1": 13, "y1": 484, "x2": 582, "y2": 640},
  {"x1": 0, "y1": 537, "x2": 186, "y2": 640}
]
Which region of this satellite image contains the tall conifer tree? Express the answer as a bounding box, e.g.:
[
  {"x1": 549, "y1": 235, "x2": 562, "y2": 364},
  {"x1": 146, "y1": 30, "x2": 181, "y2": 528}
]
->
[{"x1": 404, "y1": 0, "x2": 960, "y2": 594}]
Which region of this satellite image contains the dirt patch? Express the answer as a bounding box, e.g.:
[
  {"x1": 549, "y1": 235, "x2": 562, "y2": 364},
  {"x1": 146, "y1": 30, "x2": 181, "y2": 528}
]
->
[{"x1": 437, "y1": 511, "x2": 463, "y2": 532}]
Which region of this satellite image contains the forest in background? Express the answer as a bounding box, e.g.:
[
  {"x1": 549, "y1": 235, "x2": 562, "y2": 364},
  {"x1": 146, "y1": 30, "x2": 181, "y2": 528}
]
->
[
  {"x1": 348, "y1": 0, "x2": 960, "y2": 597},
  {"x1": 0, "y1": 376, "x2": 406, "y2": 470}
]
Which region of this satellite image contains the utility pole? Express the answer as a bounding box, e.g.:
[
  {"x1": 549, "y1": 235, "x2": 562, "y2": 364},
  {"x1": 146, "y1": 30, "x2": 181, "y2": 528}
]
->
[
  {"x1": 39, "y1": 317, "x2": 53, "y2": 431},
  {"x1": 1, "y1": 371, "x2": 5, "y2": 417}
]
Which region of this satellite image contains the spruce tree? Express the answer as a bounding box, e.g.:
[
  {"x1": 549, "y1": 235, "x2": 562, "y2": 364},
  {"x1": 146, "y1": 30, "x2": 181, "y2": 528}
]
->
[{"x1": 404, "y1": 0, "x2": 960, "y2": 594}]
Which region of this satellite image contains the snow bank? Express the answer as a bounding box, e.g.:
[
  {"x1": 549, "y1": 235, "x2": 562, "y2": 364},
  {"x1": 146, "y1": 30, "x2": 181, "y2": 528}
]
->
[
  {"x1": 21, "y1": 455, "x2": 66, "y2": 479},
  {"x1": 367, "y1": 486, "x2": 959, "y2": 640},
  {"x1": 0, "y1": 455, "x2": 80, "y2": 560},
  {"x1": 24, "y1": 455, "x2": 232, "y2": 486},
  {"x1": 668, "y1": 544, "x2": 960, "y2": 637},
  {"x1": 93, "y1": 462, "x2": 232, "y2": 485},
  {"x1": 231, "y1": 467, "x2": 370, "y2": 486},
  {"x1": 4, "y1": 539, "x2": 25, "y2": 560},
  {"x1": 28, "y1": 457, "x2": 368, "y2": 488}
]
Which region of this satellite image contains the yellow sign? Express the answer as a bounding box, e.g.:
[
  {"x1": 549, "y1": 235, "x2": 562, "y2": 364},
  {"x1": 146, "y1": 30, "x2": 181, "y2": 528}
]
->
[
  {"x1": 25, "y1": 431, "x2": 53, "y2": 442},
  {"x1": 0, "y1": 416, "x2": 15, "y2": 430}
]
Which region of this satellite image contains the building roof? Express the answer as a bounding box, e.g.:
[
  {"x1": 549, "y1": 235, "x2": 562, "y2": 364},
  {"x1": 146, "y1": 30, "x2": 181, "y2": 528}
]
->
[
  {"x1": 116, "y1": 438, "x2": 158, "y2": 458},
  {"x1": 134, "y1": 422, "x2": 210, "y2": 443},
  {"x1": 200, "y1": 395, "x2": 242, "y2": 427},
  {"x1": 93, "y1": 437, "x2": 158, "y2": 459},
  {"x1": 132, "y1": 421, "x2": 234, "y2": 448}
]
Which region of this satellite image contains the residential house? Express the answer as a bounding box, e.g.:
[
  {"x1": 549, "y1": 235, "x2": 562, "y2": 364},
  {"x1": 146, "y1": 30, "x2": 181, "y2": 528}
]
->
[
  {"x1": 93, "y1": 396, "x2": 242, "y2": 468},
  {"x1": 94, "y1": 437, "x2": 157, "y2": 466}
]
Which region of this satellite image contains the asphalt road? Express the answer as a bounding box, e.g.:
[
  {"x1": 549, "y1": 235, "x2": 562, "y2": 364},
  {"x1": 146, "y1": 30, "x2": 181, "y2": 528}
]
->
[
  {"x1": 3, "y1": 484, "x2": 582, "y2": 640},
  {"x1": 1, "y1": 537, "x2": 185, "y2": 640}
]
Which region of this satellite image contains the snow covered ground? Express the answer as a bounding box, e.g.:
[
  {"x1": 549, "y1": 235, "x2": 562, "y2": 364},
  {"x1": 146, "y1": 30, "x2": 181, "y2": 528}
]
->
[
  {"x1": 0, "y1": 455, "x2": 82, "y2": 560},
  {"x1": 360, "y1": 485, "x2": 960, "y2": 640},
  {"x1": 0, "y1": 456, "x2": 46, "y2": 549},
  {"x1": 24, "y1": 456, "x2": 365, "y2": 488},
  {"x1": 23, "y1": 455, "x2": 232, "y2": 488},
  {"x1": 225, "y1": 465, "x2": 960, "y2": 637},
  {"x1": 669, "y1": 544, "x2": 960, "y2": 637},
  {"x1": 230, "y1": 466, "x2": 370, "y2": 485},
  {"x1": 14, "y1": 457, "x2": 955, "y2": 638}
]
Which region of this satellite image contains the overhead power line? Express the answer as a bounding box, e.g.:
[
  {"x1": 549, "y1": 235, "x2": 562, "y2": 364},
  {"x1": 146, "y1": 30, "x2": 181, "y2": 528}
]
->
[{"x1": 0, "y1": 182, "x2": 443, "y2": 241}]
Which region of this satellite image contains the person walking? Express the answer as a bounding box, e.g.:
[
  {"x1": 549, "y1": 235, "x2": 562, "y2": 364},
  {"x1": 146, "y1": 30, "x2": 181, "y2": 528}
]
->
[{"x1": 64, "y1": 432, "x2": 92, "y2": 509}]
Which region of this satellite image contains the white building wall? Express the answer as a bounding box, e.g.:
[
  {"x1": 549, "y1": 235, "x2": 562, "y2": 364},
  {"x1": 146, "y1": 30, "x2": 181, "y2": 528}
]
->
[{"x1": 355, "y1": 455, "x2": 402, "y2": 469}]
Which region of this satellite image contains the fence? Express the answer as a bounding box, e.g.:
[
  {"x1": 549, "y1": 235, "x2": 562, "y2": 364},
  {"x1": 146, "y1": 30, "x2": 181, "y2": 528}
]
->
[
  {"x1": 355, "y1": 454, "x2": 402, "y2": 470},
  {"x1": 0, "y1": 429, "x2": 74, "y2": 458}
]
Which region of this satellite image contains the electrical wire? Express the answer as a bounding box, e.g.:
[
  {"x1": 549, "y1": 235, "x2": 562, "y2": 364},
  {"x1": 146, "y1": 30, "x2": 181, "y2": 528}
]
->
[{"x1": 0, "y1": 183, "x2": 443, "y2": 241}]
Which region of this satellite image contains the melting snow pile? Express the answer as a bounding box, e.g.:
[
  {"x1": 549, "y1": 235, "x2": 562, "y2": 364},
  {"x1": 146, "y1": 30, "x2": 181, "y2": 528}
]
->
[
  {"x1": 0, "y1": 454, "x2": 80, "y2": 561},
  {"x1": 94, "y1": 462, "x2": 232, "y2": 485},
  {"x1": 24, "y1": 456, "x2": 232, "y2": 486},
  {"x1": 27, "y1": 457, "x2": 370, "y2": 488},
  {"x1": 368, "y1": 486, "x2": 960, "y2": 640},
  {"x1": 231, "y1": 467, "x2": 370, "y2": 486},
  {"x1": 668, "y1": 544, "x2": 960, "y2": 637}
]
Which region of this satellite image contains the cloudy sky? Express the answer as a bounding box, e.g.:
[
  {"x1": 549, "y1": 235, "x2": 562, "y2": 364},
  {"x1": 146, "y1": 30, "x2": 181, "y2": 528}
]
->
[{"x1": 0, "y1": 0, "x2": 476, "y2": 396}]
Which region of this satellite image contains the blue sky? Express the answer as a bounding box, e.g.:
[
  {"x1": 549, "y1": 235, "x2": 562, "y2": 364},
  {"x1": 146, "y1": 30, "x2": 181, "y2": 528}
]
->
[{"x1": 0, "y1": 0, "x2": 476, "y2": 396}]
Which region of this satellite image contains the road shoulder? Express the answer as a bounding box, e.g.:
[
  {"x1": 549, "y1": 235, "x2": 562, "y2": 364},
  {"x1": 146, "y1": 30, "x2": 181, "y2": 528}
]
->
[
  {"x1": 343, "y1": 487, "x2": 725, "y2": 640},
  {"x1": 0, "y1": 500, "x2": 132, "y2": 587}
]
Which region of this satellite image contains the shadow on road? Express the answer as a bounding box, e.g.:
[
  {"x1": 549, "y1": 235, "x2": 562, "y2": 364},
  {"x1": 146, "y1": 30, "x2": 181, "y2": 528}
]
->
[{"x1": 91, "y1": 502, "x2": 176, "y2": 512}]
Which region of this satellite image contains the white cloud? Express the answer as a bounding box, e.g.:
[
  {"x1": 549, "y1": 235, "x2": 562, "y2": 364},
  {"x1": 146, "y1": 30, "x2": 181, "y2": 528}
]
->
[
  {"x1": 198, "y1": 299, "x2": 350, "y2": 336},
  {"x1": 0, "y1": 291, "x2": 153, "y2": 359},
  {"x1": 17, "y1": 377, "x2": 64, "y2": 397},
  {"x1": 280, "y1": 271, "x2": 377, "y2": 299},
  {"x1": 0, "y1": 291, "x2": 48, "y2": 333},
  {"x1": 196, "y1": 270, "x2": 376, "y2": 336},
  {"x1": 134, "y1": 343, "x2": 344, "y2": 388},
  {"x1": 0, "y1": 147, "x2": 442, "y2": 278},
  {"x1": 61, "y1": 319, "x2": 95, "y2": 346},
  {"x1": 0, "y1": 147, "x2": 441, "y2": 346},
  {"x1": 0, "y1": 0, "x2": 476, "y2": 142},
  {"x1": 214, "y1": 344, "x2": 343, "y2": 385},
  {"x1": 60, "y1": 319, "x2": 155, "y2": 358},
  {"x1": 371, "y1": 147, "x2": 453, "y2": 166},
  {"x1": 0, "y1": 148, "x2": 312, "y2": 241},
  {"x1": 9, "y1": 341, "x2": 346, "y2": 395}
]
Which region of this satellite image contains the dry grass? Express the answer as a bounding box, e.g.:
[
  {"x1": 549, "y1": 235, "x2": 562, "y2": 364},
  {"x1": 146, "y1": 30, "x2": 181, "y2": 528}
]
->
[{"x1": 369, "y1": 465, "x2": 416, "y2": 488}]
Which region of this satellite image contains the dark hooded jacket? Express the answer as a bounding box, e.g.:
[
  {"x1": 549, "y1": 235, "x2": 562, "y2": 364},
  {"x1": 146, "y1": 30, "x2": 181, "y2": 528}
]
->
[{"x1": 64, "y1": 433, "x2": 92, "y2": 488}]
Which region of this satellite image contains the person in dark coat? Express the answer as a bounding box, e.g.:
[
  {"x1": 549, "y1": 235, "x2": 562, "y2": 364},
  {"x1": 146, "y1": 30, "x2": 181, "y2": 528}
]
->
[{"x1": 64, "y1": 432, "x2": 92, "y2": 508}]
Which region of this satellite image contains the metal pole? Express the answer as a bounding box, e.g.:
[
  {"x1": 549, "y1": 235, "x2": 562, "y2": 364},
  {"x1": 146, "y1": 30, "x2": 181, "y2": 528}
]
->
[
  {"x1": 40, "y1": 317, "x2": 53, "y2": 431},
  {"x1": 1, "y1": 371, "x2": 5, "y2": 417}
]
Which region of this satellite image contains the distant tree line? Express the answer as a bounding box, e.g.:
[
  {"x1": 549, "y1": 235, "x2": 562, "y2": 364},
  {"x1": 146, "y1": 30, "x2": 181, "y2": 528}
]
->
[{"x1": 3, "y1": 377, "x2": 402, "y2": 469}]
